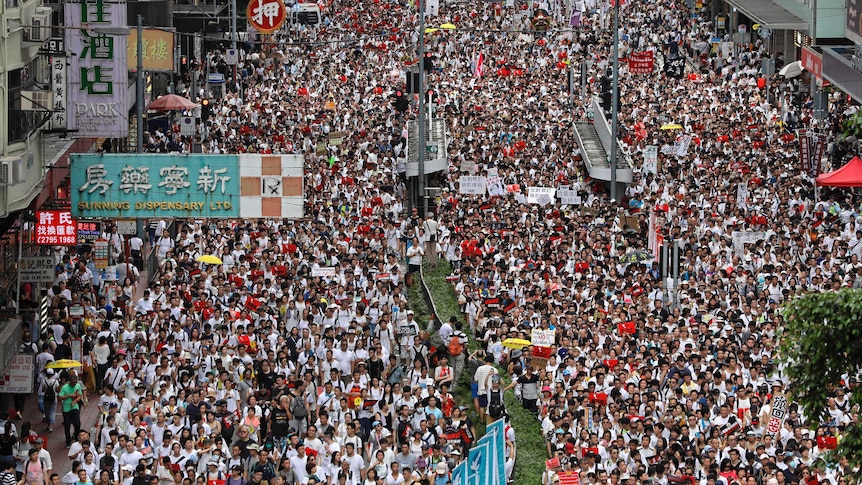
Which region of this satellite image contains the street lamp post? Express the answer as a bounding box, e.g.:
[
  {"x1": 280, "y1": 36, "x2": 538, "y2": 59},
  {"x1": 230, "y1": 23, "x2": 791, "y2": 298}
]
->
[
  {"x1": 609, "y1": 0, "x2": 619, "y2": 202},
  {"x1": 136, "y1": 15, "x2": 144, "y2": 153},
  {"x1": 417, "y1": 6, "x2": 426, "y2": 215}
]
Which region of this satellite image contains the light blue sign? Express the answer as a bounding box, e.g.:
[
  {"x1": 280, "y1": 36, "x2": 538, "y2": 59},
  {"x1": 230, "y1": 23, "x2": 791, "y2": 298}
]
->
[
  {"x1": 467, "y1": 440, "x2": 490, "y2": 485},
  {"x1": 452, "y1": 460, "x2": 468, "y2": 485},
  {"x1": 71, "y1": 154, "x2": 241, "y2": 218},
  {"x1": 479, "y1": 421, "x2": 506, "y2": 485}
]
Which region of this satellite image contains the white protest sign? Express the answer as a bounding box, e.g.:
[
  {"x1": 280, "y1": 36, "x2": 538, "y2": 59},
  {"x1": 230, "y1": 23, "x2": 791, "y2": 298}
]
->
[
  {"x1": 731, "y1": 231, "x2": 767, "y2": 256},
  {"x1": 557, "y1": 186, "x2": 581, "y2": 205},
  {"x1": 531, "y1": 329, "x2": 555, "y2": 347},
  {"x1": 486, "y1": 176, "x2": 505, "y2": 197},
  {"x1": 527, "y1": 187, "x2": 556, "y2": 204},
  {"x1": 643, "y1": 145, "x2": 658, "y2": 174},
  {"x1": 676, "y1": 135, "x2": 692, "y2": 157},
  {"x1": 736, "y1": 183, "x2": 749, "y2": 210},
  {"x1": 537, "y1": 194, "x2": 553, "y2": 206},
  {"x1": 312, "y1": 267, "x2": 337, "y2": 278},
  {"x1": 461, "y1": 160, "x2": 477, "y2": 173},
  {"x1": 459, "y1": 176, "x2": 487, "y2": 195}
]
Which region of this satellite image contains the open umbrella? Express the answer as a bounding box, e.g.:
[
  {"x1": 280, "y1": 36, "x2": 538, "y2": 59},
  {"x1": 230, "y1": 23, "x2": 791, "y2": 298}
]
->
[
  {"x1": 424, "y1": 28, "x2": 439, "y2": 34},
  {"x1": 148, "y1": 94, "x2": 198, "y2": 112},
  {"x1": 196, "y1": 254, "x2": 223, "y2": 265},
  {"x1": 619, "y1": 250, "x2": 653, "y2": 264},
  {"x1": 439, "y1": 23, "x2": 456, "y2": 29},
  {"x1": 660, "y1": 123, "x2": 683, "y2": 130},
  {"x1": 47, "y1": 359, "x2": 82, "y2": 369},
  {"x1": 502, "y1": 338, "x2": 532, "y2": 349},
  {"x1": 779, "y1": 60, "x2": 804, "y2": 78}
]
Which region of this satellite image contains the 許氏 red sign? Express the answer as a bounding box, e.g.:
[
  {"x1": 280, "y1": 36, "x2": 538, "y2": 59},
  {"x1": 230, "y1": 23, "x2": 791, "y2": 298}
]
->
[
  {"x1": 35, "y1": 210, "x2": 76, "y2": 246},
  {"x1": 246, "y1": 0, "x2": 287, "y2": 34}
]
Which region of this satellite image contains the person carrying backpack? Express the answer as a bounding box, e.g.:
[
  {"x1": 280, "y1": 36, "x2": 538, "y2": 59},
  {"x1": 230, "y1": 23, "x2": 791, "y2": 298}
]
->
[
  {"x1": 40, "y1": 369, "x2": 59, "y2": 432},
  {"x1": 287, "y1": 385, "x2": 309, "y2": 435},
  {"x1": 486, "y1": 376, "x2": 506, "y2": 423}
]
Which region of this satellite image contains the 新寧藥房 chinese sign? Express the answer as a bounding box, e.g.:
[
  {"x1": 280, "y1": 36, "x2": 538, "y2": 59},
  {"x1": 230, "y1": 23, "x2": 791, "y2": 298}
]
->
[
  {"x1": 71, "y1": 154, "x2": 305, "y2": 219},
  {"x1": 65, "y1": 0, "x2": 129, "y2": 138}
]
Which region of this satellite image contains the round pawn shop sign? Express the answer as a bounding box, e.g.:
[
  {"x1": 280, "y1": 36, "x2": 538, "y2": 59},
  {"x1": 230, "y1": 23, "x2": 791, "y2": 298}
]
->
[{"x1": 247, "y1": 0, "x2": 287, "y2": 34}]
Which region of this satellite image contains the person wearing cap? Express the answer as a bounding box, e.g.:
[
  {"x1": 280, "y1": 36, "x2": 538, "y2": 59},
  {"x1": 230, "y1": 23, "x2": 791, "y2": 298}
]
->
[{"x1": 39, "y1": 369, "x2": 60, "y2": 432}]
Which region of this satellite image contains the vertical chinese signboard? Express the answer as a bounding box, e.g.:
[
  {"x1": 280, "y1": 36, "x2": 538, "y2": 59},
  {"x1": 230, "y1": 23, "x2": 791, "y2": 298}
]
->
[
  {"x1": 48, "y1": 38, "x2": 68, "y2": 131},
  {"x1": 35, "y1": 211, "x2": 77, "y2": 246},
  {"x1": 65, "y1": 0, "x2": 129, "y2": 138}
]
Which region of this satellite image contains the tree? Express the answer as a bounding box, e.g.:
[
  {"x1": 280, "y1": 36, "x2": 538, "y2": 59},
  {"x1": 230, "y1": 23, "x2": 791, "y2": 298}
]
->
[{"x1": 781, "y1": 289, "x2": 862, "y2": 480}]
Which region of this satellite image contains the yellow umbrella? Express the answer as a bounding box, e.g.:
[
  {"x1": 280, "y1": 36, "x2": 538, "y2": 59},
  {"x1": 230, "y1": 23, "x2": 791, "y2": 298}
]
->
[
  {"x1": 47, "y1": 359, "x2": 82, "y2": 369},
  {"x1": 196, "y1": 254, "x2": 223, "y2": 265},
  {"x1": 660, "y1": 123, "x2": 683, "y2": 130},
  {"x1": 502, "y1": 338, "x2": 532, "y2": 350},
  {"x1": 439, "y1": 23, "x2": 456, "y2": 30},
  {"x1": 424, "y1": 28, "x2": 440, "y2": 34}
]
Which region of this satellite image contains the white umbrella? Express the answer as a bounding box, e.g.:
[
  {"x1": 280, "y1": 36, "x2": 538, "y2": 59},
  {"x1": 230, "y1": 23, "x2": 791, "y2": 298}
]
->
[{"x1": 779, "y1": 60, "x2": 804, "y2": 78}]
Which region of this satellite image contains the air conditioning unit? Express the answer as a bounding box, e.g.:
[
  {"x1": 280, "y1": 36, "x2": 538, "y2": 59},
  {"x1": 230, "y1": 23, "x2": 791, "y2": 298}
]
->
[
  {"x1": 20, "y1": 90, "x2": 52, "y2": 111},
  {"x1": 0, "y1": 157, "x2": 23, "y2": 186},
  {"x1": 27, "y1": 7, "x2": 51, "y2": 43}
]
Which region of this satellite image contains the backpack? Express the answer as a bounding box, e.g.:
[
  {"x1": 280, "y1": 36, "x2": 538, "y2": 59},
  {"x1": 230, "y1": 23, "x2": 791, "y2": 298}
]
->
[
  {"x1": 44, "y1": 379, "x2": 56, "y2": 402},
  {"x1": 448, "y1": 336, "x2": 463, "y2": 356},
  {"x1": 291, "y1": 395, "x2": 308, "y2": 419},
  {"x1": 488, "y1": 389, "x2": 505, "y2": 419}
]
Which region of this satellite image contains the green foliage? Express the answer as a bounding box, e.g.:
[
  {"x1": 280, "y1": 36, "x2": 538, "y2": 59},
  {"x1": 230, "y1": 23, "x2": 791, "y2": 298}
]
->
[
  {"x1": 418, "y1": 262, "x2": 547, "y2": 485},
  {"x1": 781, "y1": 289, "x2": 862, "y2": 480}
]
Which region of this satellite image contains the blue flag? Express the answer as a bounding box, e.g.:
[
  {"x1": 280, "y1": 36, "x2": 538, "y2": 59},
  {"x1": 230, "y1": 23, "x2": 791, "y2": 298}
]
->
[
  {"x1": 483, "y1": 419, "x2": 507, "y2": 485},
  {"x1": 467, "y1": 439, "x2": 491, "y2": 485},
  {"x1": 452, "y1": 459, "x2": 468, "y2": 485}
]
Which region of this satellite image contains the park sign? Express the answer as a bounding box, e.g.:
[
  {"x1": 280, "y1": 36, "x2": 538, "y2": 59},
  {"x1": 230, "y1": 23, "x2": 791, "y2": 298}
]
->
[
  {"x1": 65, "y1": 0, "x2": 129, "y2": 138},
  {"x1": 71, "y1": 154, "x2": 304, "y2": 219}
]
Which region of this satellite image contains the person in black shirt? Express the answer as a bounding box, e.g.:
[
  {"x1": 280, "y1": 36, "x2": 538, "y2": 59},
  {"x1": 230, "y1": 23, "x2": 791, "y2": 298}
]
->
[
  {"x1": 367, "y1": 349, "x2": 385, "y2": 381},
  {"x1": 269, "y1": 396, "x2": 290, "y2": 445}
]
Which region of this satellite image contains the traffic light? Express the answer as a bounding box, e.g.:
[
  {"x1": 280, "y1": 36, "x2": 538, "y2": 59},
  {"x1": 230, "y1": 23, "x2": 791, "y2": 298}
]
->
[
  {"x1": 600, "y1": 91, "x2": 612, "y2": 112},
  {"x1": 200, "y1": 98, "x2": 211, "y2": 121},
  {"x1": 423, "y1": 52, "x2": 434, "y2": 71},
  {"x1": 392, "y1": 91, "x2": 409, "y2": 113},
  {"x1": 406, "y1": 71, "x2": 421, "y2": 94}
]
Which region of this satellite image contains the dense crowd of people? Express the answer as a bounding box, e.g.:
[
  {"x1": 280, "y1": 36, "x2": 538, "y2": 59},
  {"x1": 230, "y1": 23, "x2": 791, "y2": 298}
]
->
[{"x1": 2, "y1": 0, "x2": 861, "y2": 485}]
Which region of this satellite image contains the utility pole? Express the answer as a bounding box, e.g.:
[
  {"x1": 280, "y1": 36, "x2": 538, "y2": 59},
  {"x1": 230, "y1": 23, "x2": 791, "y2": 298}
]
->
[
  {"x1": 609, "y1": 0, "x2": 619, "y2": 201},
  {"x1": 136, "y1": 14, "x2": 144, "y2": 153},
  {"x1": 417, "y1": 5, "x2": 426, "y2": 215}
]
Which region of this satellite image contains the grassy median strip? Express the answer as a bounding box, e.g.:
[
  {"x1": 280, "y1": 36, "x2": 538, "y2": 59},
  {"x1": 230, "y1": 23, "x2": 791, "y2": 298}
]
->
[{"x1": 417, "y1": 262, "x2": 546, "y2": 485}]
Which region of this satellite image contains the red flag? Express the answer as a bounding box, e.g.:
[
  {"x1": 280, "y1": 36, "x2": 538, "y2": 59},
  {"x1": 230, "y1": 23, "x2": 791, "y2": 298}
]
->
[{"x1": 618, "y1": 321, "x2": 636, "y2": 334}]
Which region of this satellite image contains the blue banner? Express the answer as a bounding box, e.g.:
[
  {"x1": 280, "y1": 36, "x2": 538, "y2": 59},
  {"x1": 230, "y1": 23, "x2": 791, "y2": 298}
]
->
[
  {"x1": 484, "y1": 419, "x2": 507, "y2": 485},
  {"x1": 452, "y1": 460, "x2": 467, "y2": 485},
  {"x1": 71, "y1": 154, "x2": 241, "y2": 218},
  {"x1": 467, "y1": 440, "x2": 490, "y2": 485}
]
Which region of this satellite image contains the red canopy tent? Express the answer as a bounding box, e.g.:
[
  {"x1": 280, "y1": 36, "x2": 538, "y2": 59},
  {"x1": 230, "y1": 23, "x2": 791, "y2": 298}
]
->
[{"x1": 816, "y1": 156, "x2": 862, "y2": 187}]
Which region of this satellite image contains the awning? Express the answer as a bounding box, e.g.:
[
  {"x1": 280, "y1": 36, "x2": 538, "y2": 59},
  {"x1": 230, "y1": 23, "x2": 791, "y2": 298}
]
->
[{"x1": 725, "y1": 0, "x2": 808, "y2": 31}]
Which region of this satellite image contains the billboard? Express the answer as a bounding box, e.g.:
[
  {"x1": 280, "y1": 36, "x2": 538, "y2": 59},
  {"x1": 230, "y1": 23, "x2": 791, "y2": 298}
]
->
[
  {"x1": 65, "y1": 0, "x2": 129, "y2": 137},
  {"x1": 71, "y1": 154, "x2": 304, "y2": 219},
  {"x1": 35, "y1": 210, "x2": 77, "y2": 246},
  {"x1": 127, "y1": 29, "x2": 175, "y2": 72},
  {"x1": 848, "y1": 0, "x2": 862, "y2": 43}
]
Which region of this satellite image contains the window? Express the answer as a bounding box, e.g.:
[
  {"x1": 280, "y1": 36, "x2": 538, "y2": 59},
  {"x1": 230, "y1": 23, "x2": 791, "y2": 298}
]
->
[{"x1": 8, "y1": 59, "x2": 42, "y2": 145}]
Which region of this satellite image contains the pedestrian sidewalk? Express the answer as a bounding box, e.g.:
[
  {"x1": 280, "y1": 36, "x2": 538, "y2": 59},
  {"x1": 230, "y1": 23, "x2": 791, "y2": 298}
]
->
[{"x1": 21, "y1": 389, "x2": 102, "y2": 475}]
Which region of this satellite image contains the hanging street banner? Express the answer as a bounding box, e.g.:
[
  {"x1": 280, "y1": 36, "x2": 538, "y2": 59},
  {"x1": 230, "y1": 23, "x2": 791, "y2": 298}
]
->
[
  {"x1": 71, "y1": 154, "x2": 304, "y2": 219},
  {"x1": 127, "y1": 28, "x2": 175, "y2": 71},
  {"x1": 65, "y1": 0, "x2": 129, "y2": 138}
]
